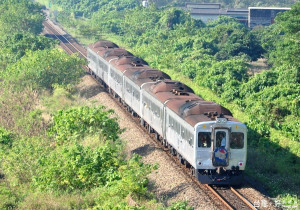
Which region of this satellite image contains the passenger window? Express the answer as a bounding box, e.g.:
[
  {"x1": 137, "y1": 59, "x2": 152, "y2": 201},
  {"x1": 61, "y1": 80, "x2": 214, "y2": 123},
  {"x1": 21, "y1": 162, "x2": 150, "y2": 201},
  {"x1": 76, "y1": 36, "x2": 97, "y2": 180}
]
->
[
  {"x1": 198, "y1": 132, "x2": 211, "y2": 148},
  {"x1": 230, "y1": 132, "x2": 244, "y2": 149}
]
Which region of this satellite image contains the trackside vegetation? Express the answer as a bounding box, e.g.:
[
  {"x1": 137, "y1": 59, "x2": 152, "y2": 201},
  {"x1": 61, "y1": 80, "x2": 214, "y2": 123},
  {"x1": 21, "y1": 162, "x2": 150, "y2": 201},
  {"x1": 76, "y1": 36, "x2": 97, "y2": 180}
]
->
[
  {"x1": 38, "y1": 0, "x2": 299, "y2": 206},
  {"x1": 0, "y1": 0, "x2": 191, "y2": 208}
]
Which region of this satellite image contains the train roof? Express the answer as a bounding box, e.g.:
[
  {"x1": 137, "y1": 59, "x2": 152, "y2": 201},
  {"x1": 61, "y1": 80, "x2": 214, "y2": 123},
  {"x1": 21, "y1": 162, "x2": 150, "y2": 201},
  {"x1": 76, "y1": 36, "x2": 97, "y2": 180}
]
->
[
  {"x1": 88, "y1": 40, "x2": 119, "y2": 56},
  {"x1": 110, "y1": 56, "x2": 149, "y2": 73},
  {"x1": 167, "y1": 98, "x2": 237, "y2": 126},
  {"x1": 150, "y1": 80, "x2": 194, "y2": 94},
  {"x1": 125, "y1": 68, "x2": 171, "y2": 86},
  {"x1": 143, "y1": 80, "x2": 237, "y2": 126},
  {"x1": 143, "y1": 80, "x2": 197, "y2": 102},
  {"x1": 91, "y1": 40, "x2": 118, "y2": 49},
  {"x1": 103, "y1": 48, "x2": 133, "y2": 59}
]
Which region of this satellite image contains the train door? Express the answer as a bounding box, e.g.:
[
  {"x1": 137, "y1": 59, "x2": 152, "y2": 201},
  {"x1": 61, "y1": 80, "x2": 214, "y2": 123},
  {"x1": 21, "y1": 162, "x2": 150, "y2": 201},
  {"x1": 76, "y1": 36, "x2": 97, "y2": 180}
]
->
[{"x1": 212, "y1": 129, "x2": 229, "y2": 167}]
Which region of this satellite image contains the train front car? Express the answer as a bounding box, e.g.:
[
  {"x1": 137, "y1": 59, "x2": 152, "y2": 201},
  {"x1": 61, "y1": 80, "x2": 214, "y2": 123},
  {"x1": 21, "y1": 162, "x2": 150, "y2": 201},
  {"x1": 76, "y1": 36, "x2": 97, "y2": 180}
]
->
[
  {"x1": 165, "y1": 99, "x2": 247, "y2": 185},
  {"x1": 196, "y1": 116, "x2": 247, "y2": 185},
  {"x1": 192, "y1": 107, "x2": 247, "y2": 185}
]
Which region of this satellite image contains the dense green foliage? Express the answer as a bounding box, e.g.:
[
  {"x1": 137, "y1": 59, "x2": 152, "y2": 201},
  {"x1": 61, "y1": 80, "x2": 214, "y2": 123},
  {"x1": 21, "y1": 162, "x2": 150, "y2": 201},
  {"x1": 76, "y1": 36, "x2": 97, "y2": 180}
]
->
[
  {"x1": 158, "y1": 0, "x2": 297, "y2": 7},
  {"x1": 0, "y1": 128, "x2": 14, "y2": 148},
  {"x1": 48, "y1": 106, "x2": 121, "y2": 143},
  {"x1": 0, "y1": 33, "x2": 56, "y2": 63},
  {"x1": 1, "y1": 49, "x2": 85, "y2": 91},
  {"x1": 53, "y1": 0, "x2": 139, "y2": 18},
  {"x1": 0, "y1": 0, "x2": 44, "y2": 36},
  {"x1": 0, "y1": 1, "x2": 169, "y2": 208}
]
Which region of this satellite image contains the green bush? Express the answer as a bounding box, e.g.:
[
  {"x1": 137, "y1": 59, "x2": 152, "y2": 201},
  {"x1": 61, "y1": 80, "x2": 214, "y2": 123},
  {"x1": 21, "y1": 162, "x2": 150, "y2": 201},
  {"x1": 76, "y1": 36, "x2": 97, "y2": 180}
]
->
[
  {"x1": 1, "y1": 137, "x2": 51, "y2": 187},
  {"x1": 48, "y1": 106, "x2": 121, "y2": 143},
  {"x1": 33, "y1": 142, "x2": 121, "y2": 192},
  {"x1": 94, "y1": 154, "x2": 153, "y2": 208},
  {"x1": 0, "y1": 128, "x2": 14, "y2": 148},
  {"x1": 1, "y1": 48, "x2": 85, "y2": 91}
]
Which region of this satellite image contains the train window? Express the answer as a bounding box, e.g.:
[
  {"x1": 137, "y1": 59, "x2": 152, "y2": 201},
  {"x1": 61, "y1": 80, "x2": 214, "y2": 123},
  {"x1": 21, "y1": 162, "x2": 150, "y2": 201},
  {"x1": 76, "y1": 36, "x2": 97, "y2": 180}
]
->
[
  {"x1": 116, "y1": 73, "x2": 122, "y2": 84},
  {"x1": 230, "y1": 132, "x2": 244, "y2": 149},
  {"x1": 126, "y1": 81, "x2": 132, "y2": 93},
  {"x1": 198, "y1": 132, "x2": 211, "y2": 148},
  {"x1": 174, "y1": 119, "x2": 180, "y2": 134},
  {"x1": 151, "y1": 103, "x2": 160, "y2": 117},
  {"x1": 143, "y1": 97, "x2": 150, "y2": 109},
  {"x1": 216, "y1": 131, "x2": 226, "y2": 147},
  {"x1": 169, "y1": 116, "x2": 173, "y2": 127},
  {"x1": 111, "y1": 69, "x2": 115, "y2": 77},
  {"x1": 190, "y1": 135, "x2": 194, "y2": 146},
  {"x1": 88, "y1": 51, "x2": 97, "y2": 63},
  {"x1": 103, "y1": 62, "x2": 108, "y2": 72},
  {"x1": 181, "y1": 127, "x2": 186, "y2": 139}
]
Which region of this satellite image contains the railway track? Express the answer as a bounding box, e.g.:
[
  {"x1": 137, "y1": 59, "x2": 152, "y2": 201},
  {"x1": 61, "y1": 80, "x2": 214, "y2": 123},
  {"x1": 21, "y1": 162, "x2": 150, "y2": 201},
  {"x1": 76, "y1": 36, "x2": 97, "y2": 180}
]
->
[
  {"x1": 43, "y1": 20, "x2": 87, "y2": 59},
  {"x1": 206, "y1": 185, "x2": 257, "y2": 210},
  {"x1": 43, "y1": 19, "x2": 260, "y2": 210}
]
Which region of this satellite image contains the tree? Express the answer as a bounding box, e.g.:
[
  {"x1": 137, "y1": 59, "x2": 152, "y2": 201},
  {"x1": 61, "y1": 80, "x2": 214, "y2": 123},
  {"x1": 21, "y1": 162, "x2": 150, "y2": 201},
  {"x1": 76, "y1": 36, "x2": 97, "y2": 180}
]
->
[
  {"x1": 0, "y1": 0, "x2": 44, "y2": 36},
  {"x1": 1, "y1": 49, "x2": 85, "y2": 91},
  {"x1": 0, "y1": 32, "x2": 56, "y2": 63}
]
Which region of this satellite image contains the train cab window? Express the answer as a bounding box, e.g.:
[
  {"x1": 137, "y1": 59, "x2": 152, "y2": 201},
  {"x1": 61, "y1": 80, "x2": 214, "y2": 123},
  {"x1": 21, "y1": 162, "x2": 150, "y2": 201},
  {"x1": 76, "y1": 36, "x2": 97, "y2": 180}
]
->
[
  {"x1": 216, "y1": 131, "x2": 226, "y2": 147},
  {"x1": 230, "y1": 132, "x2": 244, "y2": 149},
  {"x1": 198, "y1": 132, "x2": 211, "y2": 148}
]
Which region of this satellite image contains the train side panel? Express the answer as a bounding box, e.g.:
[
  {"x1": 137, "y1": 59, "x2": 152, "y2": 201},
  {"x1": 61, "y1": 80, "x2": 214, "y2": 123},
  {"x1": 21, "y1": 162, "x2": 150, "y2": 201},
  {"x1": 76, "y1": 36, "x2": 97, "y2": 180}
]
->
[
  {"x1": 98, "y1": 56, "x2": 109, "y2": 85},
  {"x1": 141, "y1": 90, "x2": 164, "y2": 136},
  {"x1": 165, "y1": 108, "x2": 195, "y2": 167},
  {"x1": 108, "y1": 66, "x2": 123, "y2": 97},
  {"x1": 123, "y1": 77, "x2": 141, "y2": 116},
  {"x1": 87, "y1": 48, "x2": 99, "y2": 76}
]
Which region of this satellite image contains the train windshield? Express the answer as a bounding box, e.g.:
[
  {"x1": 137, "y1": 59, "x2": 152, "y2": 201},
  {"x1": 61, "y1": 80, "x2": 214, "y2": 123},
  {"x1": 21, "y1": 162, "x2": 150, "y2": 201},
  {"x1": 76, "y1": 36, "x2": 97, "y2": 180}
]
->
[
  {"x1": 198, "y1": 132, "x2": 211, "y2": 148},
  {"x1": 230, "y1": 132, "x2": 244, "y2": 149},
  {"x1": 216, "y1": 131, "x2": 227, "y2": 147}
]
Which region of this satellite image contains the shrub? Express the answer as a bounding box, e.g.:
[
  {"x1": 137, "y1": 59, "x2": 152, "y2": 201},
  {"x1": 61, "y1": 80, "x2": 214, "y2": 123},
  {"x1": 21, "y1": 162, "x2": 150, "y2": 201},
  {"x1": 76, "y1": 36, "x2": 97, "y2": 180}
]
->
[
  {"x1": 33, "y1": 142, "x2": 121, "y2": 192},
  {"x1": 48, "y1": 106, "x2": 122, "y2": 143}
]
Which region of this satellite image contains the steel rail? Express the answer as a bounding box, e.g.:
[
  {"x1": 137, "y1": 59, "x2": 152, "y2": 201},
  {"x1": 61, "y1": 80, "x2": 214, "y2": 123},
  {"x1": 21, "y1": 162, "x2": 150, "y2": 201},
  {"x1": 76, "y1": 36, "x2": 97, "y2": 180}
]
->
[
  {"x1": 205, "y1": 184, "x2": 234, "y2": 210},
  {"x1": 44, "y1": 22, "x2": 74, "y2": 55},
  {"x1": 230, "y1": 187, "x2": 257, "y2": 210},
  {"x1": 43, "y1": 21, "x2": 87, "y2": 59}
]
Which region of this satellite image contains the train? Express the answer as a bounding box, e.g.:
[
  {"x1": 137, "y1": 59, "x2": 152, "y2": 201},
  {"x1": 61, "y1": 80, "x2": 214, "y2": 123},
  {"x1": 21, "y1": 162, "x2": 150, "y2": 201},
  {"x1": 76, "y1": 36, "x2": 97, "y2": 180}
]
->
[{"x1": 87, "y1": 40, "x2": 247, "y2": 185}]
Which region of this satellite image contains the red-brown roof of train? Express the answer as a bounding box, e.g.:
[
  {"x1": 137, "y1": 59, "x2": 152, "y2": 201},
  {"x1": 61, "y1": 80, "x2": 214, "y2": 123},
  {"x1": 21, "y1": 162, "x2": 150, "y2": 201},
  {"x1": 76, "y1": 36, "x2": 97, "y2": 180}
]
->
[
  {"x1": 150, "y1": 80, "x2": 194, "y2": 94},
  {"x1": 117, "y1": 56, "x2": 148, "y2": 66},
  {"x1": 154, "y1": 92, "x2": 201, "y2": 104},
  {"x1": 185, "y1": 114, "x2": 238, "y2": 126},
  {"x1": 109, "y1": 56, "x2": 149, "y2": 73},
  {"x1": 166, "y1": 99, "x2": 234, "y2": 126},
  {"x1": 125, "y1": 69, "x2": 170, "y2": 86},
  {"x1": 93, "y1": 40, "x2": 118, "y2": 49},
  {"x1": 88, "y1": 41, "x2": 119, "y2": 55},
  {"x1": 103, "y1": 48, "x2": 132, "y2": 59}
]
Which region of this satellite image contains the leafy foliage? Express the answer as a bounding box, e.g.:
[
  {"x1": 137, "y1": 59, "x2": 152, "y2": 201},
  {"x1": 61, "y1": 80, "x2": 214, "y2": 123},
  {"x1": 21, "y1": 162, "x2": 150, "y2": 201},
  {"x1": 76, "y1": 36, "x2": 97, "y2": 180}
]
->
[
  {"x1": 151, "y1": 0, "x2": 297, "y2": 8},
  {"x1": 1, "y1": 137, "x2": 51, "y2": 187},
  {"x1": 48, "y1": 106, "x2": 121, "y2": 143},
  {"x1": 33, "y1": 142, "x2": 121, "y2": 192},
  {"x1": 0, "y1": 32, "x2": 56, "y2": 63},
  {"x1": 0, "y1": 0, "x2": 44, "y2": 36},
  {"x1": 0, "y1": 128, "x2": 14, "y2": 148},
  {"x1": 93, "y1": 154, "x2": 153, "y2": 208},
  {"x1": 1, "y1": 49, "x2": 85, "y2": 91}
]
